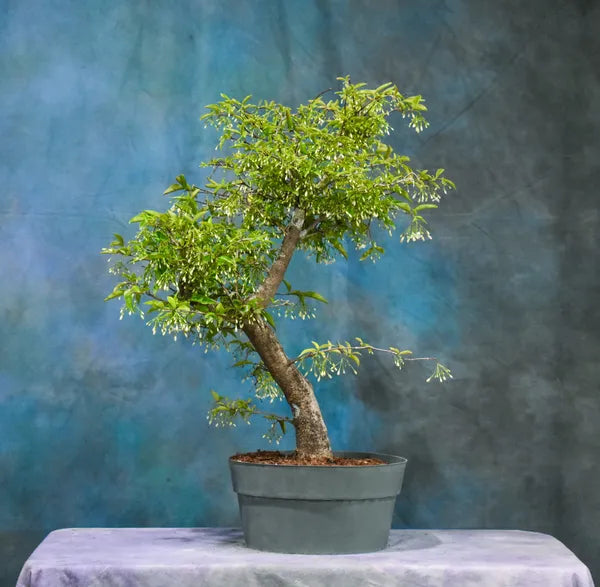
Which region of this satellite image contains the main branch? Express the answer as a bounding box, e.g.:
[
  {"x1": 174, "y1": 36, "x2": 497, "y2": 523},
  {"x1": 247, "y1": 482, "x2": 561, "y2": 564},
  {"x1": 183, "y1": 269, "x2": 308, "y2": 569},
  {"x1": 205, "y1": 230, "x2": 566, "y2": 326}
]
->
[
  {"x1": 252, "y1": 209, "x2": 305, "y2": 307},
  {"x1": 243, "y1": 207, "x2": 333, "y2": 458}
]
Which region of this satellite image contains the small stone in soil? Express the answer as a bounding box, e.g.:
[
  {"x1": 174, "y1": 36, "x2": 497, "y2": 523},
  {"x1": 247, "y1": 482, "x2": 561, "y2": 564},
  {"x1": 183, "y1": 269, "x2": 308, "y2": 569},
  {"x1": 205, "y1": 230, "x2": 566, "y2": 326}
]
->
[{"x1": 230, "y1": 450, "x2": 386, "y2": 466}]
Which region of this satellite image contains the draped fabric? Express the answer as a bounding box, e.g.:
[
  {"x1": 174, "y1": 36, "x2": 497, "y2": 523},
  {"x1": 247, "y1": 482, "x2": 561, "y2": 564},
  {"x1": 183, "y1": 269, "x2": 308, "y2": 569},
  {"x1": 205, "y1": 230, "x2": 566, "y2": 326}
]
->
[{"x1": 17, "y1": 528, "x2": 594, "y2": 587}]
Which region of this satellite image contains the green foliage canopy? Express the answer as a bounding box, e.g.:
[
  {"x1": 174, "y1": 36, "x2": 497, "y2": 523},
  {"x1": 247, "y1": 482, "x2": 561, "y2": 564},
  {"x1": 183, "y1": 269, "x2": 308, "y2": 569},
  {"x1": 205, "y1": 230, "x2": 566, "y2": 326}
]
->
[{"x1": 102, "y1": 77, "x2": 454, "y2": 441}]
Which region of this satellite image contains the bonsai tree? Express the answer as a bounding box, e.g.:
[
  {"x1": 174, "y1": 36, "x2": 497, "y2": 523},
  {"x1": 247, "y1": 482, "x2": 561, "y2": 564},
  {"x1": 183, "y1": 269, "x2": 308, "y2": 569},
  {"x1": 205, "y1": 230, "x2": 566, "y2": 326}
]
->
[{"x1": 102, "y1": 77, "x2": 454, "y2": 460}]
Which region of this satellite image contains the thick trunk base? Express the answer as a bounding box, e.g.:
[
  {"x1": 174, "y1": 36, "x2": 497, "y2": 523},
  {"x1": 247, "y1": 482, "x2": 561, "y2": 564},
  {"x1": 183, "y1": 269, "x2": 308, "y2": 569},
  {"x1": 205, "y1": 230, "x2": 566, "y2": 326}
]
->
[{"x1": 242, "y1": 319, "x2": 333, "y2": 459}]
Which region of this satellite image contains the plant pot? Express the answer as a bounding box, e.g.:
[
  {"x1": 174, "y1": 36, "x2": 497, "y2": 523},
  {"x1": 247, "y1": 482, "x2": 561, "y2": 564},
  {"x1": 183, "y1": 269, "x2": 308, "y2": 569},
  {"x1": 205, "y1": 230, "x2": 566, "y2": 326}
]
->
[{"x1": 229, "y1": 451, "x2": 407, "y2": 554}]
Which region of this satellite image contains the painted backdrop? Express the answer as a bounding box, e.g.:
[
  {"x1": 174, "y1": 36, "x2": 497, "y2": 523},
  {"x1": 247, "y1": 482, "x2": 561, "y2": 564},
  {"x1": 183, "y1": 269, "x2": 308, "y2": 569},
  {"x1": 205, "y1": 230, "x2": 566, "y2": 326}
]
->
[{"x1": 1, "y1": 0, "x2": 599, "y2": 584}]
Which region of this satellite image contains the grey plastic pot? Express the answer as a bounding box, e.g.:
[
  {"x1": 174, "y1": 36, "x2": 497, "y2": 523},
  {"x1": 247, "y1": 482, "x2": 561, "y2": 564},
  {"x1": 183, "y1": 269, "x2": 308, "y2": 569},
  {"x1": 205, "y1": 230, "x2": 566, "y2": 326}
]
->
[{"x1": 229, "y1": 451, "x2": 407, "y2": 554}]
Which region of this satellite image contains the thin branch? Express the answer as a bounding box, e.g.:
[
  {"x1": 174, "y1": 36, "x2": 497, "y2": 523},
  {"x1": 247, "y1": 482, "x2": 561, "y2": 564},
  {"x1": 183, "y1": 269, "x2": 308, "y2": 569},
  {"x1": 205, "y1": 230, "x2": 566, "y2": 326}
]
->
[
  {"x1": 145, "y1": 291, "x2": 168, "y2": 303},
  {"x1": 250, "y1": 408, "x2": 293, "y2": 423},
  {"x1": 288, "y1": 344, "x2": 437, "y2": 365},
  {"x1": 308, "y1": 87, "x2": 333, "y2": 103}
]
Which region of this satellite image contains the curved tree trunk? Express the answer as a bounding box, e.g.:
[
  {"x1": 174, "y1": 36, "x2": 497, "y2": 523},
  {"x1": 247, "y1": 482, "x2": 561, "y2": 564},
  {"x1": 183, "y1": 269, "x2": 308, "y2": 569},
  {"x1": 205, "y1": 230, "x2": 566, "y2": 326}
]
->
[
  {"x1": 244, "y1": 208, "x2": 333, "y2": 459},
  {"x1": 243, "y1": 319, "x2": 332, "y2": 459}
]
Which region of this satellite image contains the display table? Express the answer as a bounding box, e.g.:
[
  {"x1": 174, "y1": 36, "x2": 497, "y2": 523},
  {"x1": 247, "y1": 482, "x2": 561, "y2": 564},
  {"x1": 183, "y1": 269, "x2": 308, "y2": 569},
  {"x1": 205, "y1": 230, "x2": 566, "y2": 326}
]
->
[{"x1": 16, "y1": 527, "x2": 594, "y2": 586}]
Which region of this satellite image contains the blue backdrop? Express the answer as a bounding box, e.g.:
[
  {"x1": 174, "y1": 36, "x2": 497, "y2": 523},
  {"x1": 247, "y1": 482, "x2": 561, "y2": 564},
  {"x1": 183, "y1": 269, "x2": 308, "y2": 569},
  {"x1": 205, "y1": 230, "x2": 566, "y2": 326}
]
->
[{"x1": 2, "y1": 0, "x2": 599, "y2": 583}]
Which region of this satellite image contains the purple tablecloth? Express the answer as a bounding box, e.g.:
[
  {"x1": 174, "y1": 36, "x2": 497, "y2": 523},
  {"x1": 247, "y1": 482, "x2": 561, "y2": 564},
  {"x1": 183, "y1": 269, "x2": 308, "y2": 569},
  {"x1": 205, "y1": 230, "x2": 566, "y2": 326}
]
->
[{"x1": 16, "y1": 527, "x2": 594, "y2": 586}]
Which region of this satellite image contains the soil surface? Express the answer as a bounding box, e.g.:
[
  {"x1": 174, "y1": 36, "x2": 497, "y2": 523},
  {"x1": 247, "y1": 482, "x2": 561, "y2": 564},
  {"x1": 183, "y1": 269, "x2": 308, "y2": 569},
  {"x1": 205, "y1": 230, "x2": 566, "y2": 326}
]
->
[{"x1": 230, "y1": 450, "x2": 386, "y2": 466}]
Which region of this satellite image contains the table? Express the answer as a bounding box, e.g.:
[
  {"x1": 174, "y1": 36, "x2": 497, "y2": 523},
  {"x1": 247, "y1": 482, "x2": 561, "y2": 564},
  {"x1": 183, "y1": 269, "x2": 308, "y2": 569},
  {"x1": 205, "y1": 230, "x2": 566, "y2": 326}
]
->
[{"x1": 16, "y1": 527, "x2": 594, "y2": 586}]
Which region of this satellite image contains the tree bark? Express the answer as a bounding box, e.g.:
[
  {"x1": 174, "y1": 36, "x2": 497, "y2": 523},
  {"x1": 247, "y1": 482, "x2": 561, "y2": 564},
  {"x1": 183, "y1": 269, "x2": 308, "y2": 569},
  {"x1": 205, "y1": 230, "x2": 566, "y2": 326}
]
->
[
  {"x1": 243, "y1": 208, "x2": 333, "y2": 459},
  {"x1": 253, "y1": 209, "x2": 305, "y2": 307},
  {"x1": 243, "y1": 319, "x2": 332, "y2": 458}
]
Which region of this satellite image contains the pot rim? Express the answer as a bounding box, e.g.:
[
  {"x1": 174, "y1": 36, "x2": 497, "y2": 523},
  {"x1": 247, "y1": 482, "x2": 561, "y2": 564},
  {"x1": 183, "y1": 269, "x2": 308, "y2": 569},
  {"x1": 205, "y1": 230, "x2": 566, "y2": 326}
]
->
[{"x1": 229, "y1": 450, "x2": 407, "y2": 468}]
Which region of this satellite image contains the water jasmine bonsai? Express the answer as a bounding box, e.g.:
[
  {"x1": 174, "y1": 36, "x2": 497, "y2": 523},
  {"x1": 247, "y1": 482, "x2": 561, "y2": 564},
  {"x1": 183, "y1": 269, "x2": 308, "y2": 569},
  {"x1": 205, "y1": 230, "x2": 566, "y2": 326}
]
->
[{"x1": 102, "y1": 77, "x2": 454, "y2": 553}]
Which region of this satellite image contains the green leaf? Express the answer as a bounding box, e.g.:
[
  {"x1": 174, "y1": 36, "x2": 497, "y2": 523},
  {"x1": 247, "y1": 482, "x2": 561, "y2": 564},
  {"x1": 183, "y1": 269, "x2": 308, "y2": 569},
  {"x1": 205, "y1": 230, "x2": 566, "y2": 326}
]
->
[
  {"x1": 331, "y1": 240, "x2": 348, "y2": 259},
  {"x1": 129, "y1": 213, "x2": 145, "y2": 224},
  {"x1": 104, "y1": 283, "x2": 126, "y2": 301},
  {"x1": 143, "y1": 300, "x2": 164, "y2": 314},
  {"x1": 232, "y1": 360, "x2": 254, "y2": 368},
  {"x1": 374, "y1": 82, "x2": 393, "y2": 93},
  {"x1": 191, "y1": 295, "x2": 216, "y2": 305},
  {"x1": 359, "y1": 246, "x2": 383, "y2": 261},
  {"x1": 413, "y1": 204, "x2": 438, "y2": 212},
  {"x1": 263, "y1": 311, "x2": 276, "y2": 329},
  {"x1": 300, "y1": 291, "x2": 328, "y2": 304},
  {"x1": 210, "y1": 390, "x2": 220, "y2": 402},
  {"x1": 164, "y1": 183, "x2": 184, "y2": 195}
]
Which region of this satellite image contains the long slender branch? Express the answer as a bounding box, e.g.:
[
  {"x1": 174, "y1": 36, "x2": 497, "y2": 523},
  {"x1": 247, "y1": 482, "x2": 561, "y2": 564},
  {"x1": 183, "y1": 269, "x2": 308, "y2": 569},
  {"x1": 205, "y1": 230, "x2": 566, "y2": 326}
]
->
[
  {"x1": 288, "y1": 343, "x2": 437, "y2": 365},
  {"x1": 308, "y1": 87, "x2": 333, "y2": 103}
]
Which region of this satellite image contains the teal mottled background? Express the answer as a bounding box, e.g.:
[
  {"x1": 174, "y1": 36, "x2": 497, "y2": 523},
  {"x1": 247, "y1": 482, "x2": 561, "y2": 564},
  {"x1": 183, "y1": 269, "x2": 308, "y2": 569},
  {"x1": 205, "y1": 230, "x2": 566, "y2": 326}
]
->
[{"x1": 2, "y1": 0, "x2": 599, "y2": 584}]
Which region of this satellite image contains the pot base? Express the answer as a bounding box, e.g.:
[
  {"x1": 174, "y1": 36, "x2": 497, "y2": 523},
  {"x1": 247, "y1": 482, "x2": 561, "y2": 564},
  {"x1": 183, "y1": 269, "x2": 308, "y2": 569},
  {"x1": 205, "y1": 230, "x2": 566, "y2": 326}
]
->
[{"x1": 239, "y1": 494, "x2": 397, "y2": 554}]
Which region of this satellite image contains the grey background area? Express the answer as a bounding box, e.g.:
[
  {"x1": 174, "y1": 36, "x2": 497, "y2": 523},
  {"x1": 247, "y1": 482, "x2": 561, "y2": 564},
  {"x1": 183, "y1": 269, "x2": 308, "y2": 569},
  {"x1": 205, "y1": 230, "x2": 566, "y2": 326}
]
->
[{"x1": 1, "y1": 0, "x2": 599, "y2": 584}]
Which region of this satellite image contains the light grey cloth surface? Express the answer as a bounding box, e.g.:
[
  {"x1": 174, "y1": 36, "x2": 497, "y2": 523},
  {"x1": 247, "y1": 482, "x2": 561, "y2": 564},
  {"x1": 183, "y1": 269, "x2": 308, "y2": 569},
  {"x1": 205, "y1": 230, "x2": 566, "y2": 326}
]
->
[{"x1": 16, "y1": 527, "x2": 594, "y2": 587}]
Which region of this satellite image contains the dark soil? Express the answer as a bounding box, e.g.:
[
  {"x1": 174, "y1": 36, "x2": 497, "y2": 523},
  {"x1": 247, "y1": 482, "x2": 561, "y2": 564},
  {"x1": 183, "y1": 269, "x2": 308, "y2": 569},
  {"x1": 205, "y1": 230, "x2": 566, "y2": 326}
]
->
[{"x1": 230, "y1": 450, "x2": 386, "y2": 466}]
